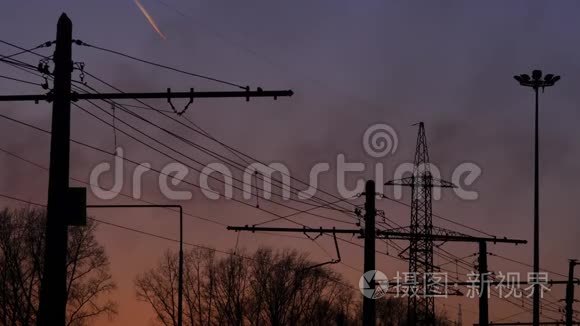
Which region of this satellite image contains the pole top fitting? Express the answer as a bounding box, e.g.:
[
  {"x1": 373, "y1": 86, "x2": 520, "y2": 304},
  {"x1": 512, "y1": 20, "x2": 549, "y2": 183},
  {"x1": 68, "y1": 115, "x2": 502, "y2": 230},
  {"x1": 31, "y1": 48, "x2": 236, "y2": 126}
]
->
[{"x1": 58, "y1": 13, "x2": 72, "y2": 24}]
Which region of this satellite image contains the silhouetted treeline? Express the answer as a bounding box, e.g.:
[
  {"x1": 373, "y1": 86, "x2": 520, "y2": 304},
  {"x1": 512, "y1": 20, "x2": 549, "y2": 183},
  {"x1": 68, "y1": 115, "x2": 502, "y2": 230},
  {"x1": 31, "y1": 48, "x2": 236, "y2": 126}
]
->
[{"x1": 136, "y1": 247, "x2": 453, "y2": 326}]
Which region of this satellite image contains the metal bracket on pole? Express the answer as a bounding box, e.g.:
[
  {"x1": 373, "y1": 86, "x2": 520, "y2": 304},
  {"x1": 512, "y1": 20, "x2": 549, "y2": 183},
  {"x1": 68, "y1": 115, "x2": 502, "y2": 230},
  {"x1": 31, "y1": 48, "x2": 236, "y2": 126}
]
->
[{"x1": 304, "y1": 229, "x2": 342, "y2": 270}]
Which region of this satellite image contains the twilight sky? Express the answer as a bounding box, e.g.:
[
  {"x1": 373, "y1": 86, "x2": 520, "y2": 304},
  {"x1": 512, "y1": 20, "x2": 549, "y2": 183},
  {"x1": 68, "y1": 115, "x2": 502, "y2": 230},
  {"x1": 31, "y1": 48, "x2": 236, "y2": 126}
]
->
[{"x1": 1, "y1": 1, "x2": 580, "y2": 325}]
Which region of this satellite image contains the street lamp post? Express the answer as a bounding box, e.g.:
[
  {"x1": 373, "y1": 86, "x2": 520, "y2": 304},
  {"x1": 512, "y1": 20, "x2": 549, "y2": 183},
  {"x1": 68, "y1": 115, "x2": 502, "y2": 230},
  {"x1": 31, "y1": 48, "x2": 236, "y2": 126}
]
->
[{"x1": 514, "y1": 70, "x2": 561, "y2": 326}]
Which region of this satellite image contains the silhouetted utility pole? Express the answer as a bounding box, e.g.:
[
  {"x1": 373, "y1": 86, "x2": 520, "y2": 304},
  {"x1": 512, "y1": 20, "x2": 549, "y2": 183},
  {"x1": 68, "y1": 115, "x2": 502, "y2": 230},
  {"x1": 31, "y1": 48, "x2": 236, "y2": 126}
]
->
[
  {"x1": 565, "y1": 259, "x2": 578, "y2": 326},
  {"x1": 363, "y1": 180, "x2": 376, "y2": 326},
  {"x1": 479, "y1": 241, "x2": 489, "y2": 326},
  {"x1": 514, "y1": 70, "x2": 561, "y2": 326},
  {"x1": 37, "y1": 14, "x2": 73, "y2": 326},
  {"x1": 0, "y1": 14, "x2": 293, "y2": 326}
]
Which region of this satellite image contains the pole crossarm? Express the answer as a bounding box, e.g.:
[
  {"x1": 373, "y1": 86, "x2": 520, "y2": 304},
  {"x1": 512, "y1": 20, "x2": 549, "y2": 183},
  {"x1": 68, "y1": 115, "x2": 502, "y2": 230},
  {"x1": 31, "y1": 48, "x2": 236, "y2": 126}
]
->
[
  {"x1": 226, "y1": 226, "x2": 527, "y2": 245},
  {"x1": 375, "y1": 230, "x2": 527, "y2": 245},
  {"x1": 87, "y1": 204, "x2": 181, "y2": 209},
  {"x1": 432, "y1": 225, "x2": 472, "y2": 238},
  {"x1": 385, "y1": 176, "x2": 457, "y2": 188},
  {"x1": 374, "y1": 225, "x2": 472, "y2": 239},
  {"x1": 227, "y1": 225, "x2": 345, "y2": 270},
  {"x1": 227, "y1": 225, "x2": 363, "y2": 235},
  {"x1": 304, "y1": 232, "x2": 342, "y2": 270},
  {"x1": 0, "y1": 89, "x2": 294, "y2": 102}
]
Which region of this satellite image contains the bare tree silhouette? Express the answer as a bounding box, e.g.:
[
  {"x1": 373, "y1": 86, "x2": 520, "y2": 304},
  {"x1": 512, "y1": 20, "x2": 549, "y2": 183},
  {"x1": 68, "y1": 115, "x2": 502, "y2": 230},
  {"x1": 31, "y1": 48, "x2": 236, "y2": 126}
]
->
[{"x1": 0, "y1": 207, "x2": 117, "y2": 326}]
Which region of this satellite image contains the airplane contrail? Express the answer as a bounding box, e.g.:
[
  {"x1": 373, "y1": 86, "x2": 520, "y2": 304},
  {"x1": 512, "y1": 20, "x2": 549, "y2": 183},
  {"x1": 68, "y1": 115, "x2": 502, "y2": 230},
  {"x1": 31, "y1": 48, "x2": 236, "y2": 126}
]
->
[{"x1": 134, "y1": 0, "x2": 167, "y2": 40}]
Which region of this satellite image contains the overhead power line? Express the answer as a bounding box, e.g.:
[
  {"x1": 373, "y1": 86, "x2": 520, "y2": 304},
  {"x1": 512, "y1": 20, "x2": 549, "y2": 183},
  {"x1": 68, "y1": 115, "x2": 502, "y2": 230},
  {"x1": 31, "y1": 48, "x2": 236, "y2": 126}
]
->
[
  {"x1": 74, "y1": 40, "x2": 247, "y2": 90},
  {"x1": 0, "y1": 73, "x2": 43, "y2": 86},
  {"x1": 0, "y1": 40, "x2": 53, "y2": 59}
]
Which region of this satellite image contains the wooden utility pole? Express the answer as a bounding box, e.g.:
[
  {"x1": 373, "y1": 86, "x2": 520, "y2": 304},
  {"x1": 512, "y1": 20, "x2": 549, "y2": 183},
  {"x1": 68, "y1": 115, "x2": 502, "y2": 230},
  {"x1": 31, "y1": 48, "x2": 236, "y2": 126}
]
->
[
  {"x1": 363, "y1": 180, "x2": 376, "y2": 325},
  {"x1": 565, "y1": 259, "x2": 578, "y2": 326},
  {"x1": 37, "y1": 14, "x2": 73, "y2": 326},
  {"x1": 0, "y1": 14, "x2": 293, "y2": 326},
  {"x1": 479, "y1": 241, "x2": 489, "y2": 326}
]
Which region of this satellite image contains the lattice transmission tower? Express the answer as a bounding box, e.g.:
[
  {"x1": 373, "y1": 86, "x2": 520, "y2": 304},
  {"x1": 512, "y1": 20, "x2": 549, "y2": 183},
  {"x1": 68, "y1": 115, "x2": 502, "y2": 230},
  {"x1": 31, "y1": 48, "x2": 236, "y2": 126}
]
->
[{"x1": 386, "y1": 122, "x2": 456, "y2": 325}]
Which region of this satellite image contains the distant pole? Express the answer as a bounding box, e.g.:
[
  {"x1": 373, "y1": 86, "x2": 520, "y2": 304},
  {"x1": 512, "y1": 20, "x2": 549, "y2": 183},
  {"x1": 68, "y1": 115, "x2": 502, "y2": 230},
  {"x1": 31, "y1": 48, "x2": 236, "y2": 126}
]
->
[
  {"x1": 37, "y1": 13, "x2": 73, "y2": 326},
  {"x1": 565, "y1": 259, "x2": 578, "y2": 326},
  {"x1": 479, "y1": 241, "x2": 489, "y2": 326},
  {"x1": 178, "y1": 206, "x2": 183, "y2": 326},
  {"x1": 514, "y1": 70, "x2": 561, "y2": 326},
  {"x1": 533, "y1": 84, "x2": 540, "y2": 326},
  {"x1": 363, "y1": 180, "x2": 376, "y2": 326}
]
